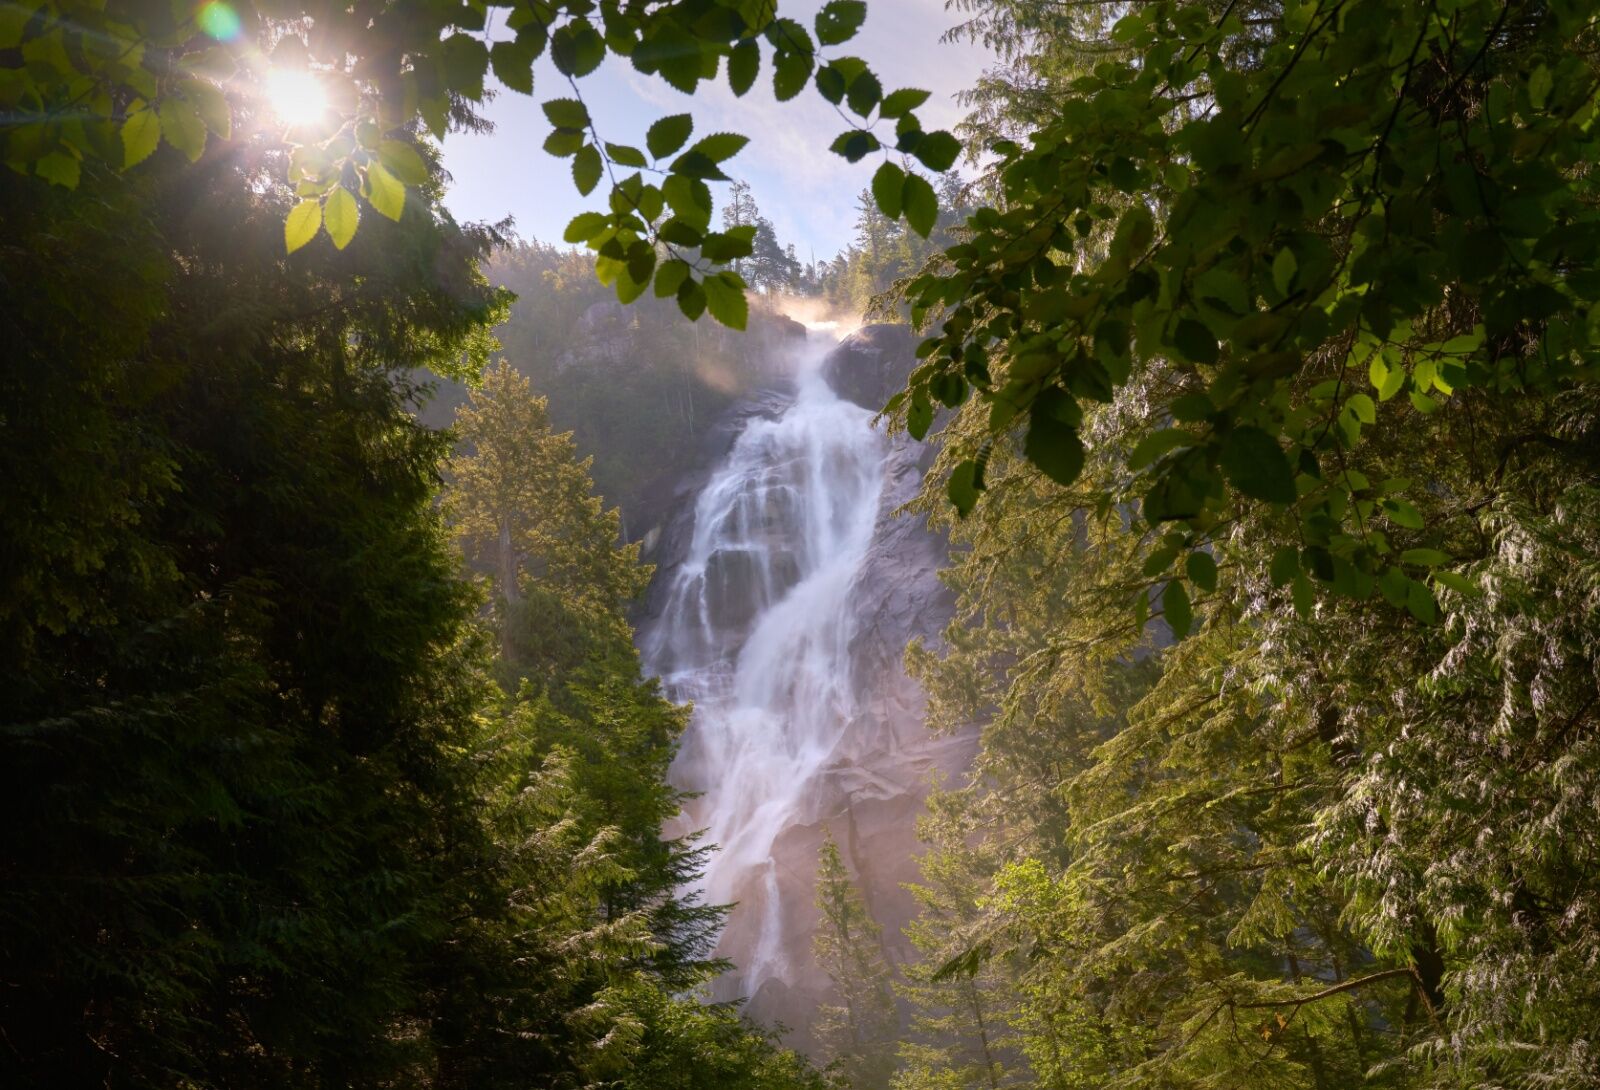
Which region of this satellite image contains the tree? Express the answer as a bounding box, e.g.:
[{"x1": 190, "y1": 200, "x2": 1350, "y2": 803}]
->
[
  {"x1": 448, "y1": 359, "x2": 648, "y2": 672},
  {"x1": 813, "y1": 831, "x2": 901, "y2": 1090}
]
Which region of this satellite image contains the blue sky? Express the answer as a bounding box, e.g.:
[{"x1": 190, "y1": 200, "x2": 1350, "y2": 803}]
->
[{"x1": 441, "y1": 0, "x2": 993, "y2": 259}]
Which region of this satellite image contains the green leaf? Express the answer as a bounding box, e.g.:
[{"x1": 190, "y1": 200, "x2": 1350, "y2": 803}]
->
[
  {"x1": 606, "y1": 142, "x2": 648, "y2": 167},
  {"x1": 122, "y1": 106, "x2": 161, "y2": 167},
  {"x1": 1129, "y1": 428, "x2": 1194, "y2": 470},
  {"x1": 647, "y1": 114, "x2": 693, "y2": 159},
  {"x1": 1163, "y1": 579, "x2": 1193, "y2": 638},
  {"x1": 1406, "y1": 579, "x2": 1437, "y2": 623},
  {"x1": 490, "y1": 39, "x2": 535, "y2": 93},
  {"x1": 830, "y1": 129, "x2": 879, "y2": 162},
  {"x1": 815, "y1": 0, "x2": 867, "y2": 45},
  {"x1": 1219, "y1": 426, "x2": 1296, "y2": 504},
  {"x1": 907, "y1": 392, "x2": 933, "y2": 440},
  {"x1": 846, "y1": 69, "x2": 882, "y2": 116},
  {"x1": 880, "y1": 88, "x2": 930, "y2": 118},
  {"x1": 948, "y1": 459, "x2": 983, "y2": 516},
  {"x1": 35, "y1": 151, "x2": 79, "y2": 188},
  {"x1": 158, "y1": 96, "x2": 206, "y2": 161},
  {"x1": 1432, "y1": 570, "x2": 1478, "y2": 595},
  {"x1": 364, "y1": 162, "x2": 405, "y2": 221},
  {"x1": 872, "y1": 161, "x2": 904, "y2": 219},
  {"x1": 1382, "y1": 497, "x2": 1424, "y2": 529},
  {"x1": 1291, "y1": 574, "x2": 1314, "y2": 618},
  {"x1": 285, "y1": 198, "x2": 321, "y2": 253},
  {"x1": 1024, "y1": 391, "x2": 1085, "y2": 486},
  {"x1": 1346, "y1": 392, "x2": 1377, "y2": 424},
  {"x1": 677, "y1": 277, "x2": 707, "y2": 320},
  {"x1": 902, "y1": 173, "x2": 937, "y2": 237},
  {"x1": 1172, "y1": 318, "x2": 1218, "y2": 364},
  {"x1": 913, "y1": 130, "x2": 960, "y2": 172},
  {"x1": 1400, "y1": 548, "x2": 1450, "y2": 567},
  {"x1": 1271, "y1": 247, "x2": 1297, "y2": 295},
  {"x1": 324, "y1": 186, "x2": 358, "y2": 250},
  {"x1": 686, "y1": 132, "x2": 748, "y2": 162},
  {"x1": 542, "y1": 98, "x2": 590, "y2": 129},
  {"x1": 1186, "y1": 550, "x2": 1218, "y2": 593},
  {"x1": 654, "y1": 258, "x2": 691, "y2": 298},
  {"x1": 773, "y1": 52, "x2": 811, "y2": 100},
  {"x1": 378, "y1": 139, "x2": 429, "y2": 185},
  {"x1": 550, "y1": 21, "x2": 605, "y2": 77},
  {"x1": 703, "y1": 271, "x2": 748, "y2": 329},
  {"x1": 564, "y1": 211, "x2": 611, "y2": 243},
  {"x1": 440, "y1": 34, "x2": 490, "y2": 98},
  {"x1": 728, "y1": 39, "x2": 759, "y2": 95},
  {"x1": 1270, "y1": 546, "x2": 1299, "y2": 587},
  {"x1": 572, "y1": 144, "x2": 602, "y2": 195}
]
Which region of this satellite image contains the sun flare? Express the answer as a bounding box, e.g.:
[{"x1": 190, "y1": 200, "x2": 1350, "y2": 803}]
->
[{"x1": 262, "y1": 69, "x2": 330, "y2": 128}]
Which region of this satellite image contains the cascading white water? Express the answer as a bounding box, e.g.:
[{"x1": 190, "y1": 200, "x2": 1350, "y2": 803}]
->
[{"x1": 643, "y1": 335, "x2": 887, "y2": 996}]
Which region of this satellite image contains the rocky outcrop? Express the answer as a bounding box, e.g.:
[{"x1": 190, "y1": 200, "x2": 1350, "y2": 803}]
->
[{"x1": 819, "y1": 323, "x2": 920, "y2": 413}]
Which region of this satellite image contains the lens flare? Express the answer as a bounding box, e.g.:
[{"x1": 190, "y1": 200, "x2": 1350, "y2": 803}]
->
[
  {"x1": 196, "y1": 1, "x2": 241, "y2": 40},
  {"x1": 262, "y1": 69, "x2": 330, "y2": 128}
]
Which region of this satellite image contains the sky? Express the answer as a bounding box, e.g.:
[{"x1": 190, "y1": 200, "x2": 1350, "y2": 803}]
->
[{"x1": 441, "y1": 0, "x2": 994, "y2": 260}]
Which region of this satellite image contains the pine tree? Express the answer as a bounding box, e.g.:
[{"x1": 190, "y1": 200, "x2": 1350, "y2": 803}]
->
[{"x1": 813, "y1": 831, "x2": 900, "y2": 1090}]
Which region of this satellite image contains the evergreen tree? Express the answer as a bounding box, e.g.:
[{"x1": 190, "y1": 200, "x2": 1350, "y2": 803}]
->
[{"x1": 813, "y1": 831, "x2": 900, "y2": 1090}]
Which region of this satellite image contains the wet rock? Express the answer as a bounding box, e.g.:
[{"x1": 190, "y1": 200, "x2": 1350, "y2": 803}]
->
[{"x1": 819, "y1": 324, "x2": 919, "y2": 412}]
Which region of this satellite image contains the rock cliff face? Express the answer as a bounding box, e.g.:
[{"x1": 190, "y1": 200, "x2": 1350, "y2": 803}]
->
[{"x1": 636, "y1": 325, "x2": 974, "y2": 1055}]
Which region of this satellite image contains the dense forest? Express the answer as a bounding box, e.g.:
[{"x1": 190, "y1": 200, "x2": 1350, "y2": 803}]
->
[{"x1": 5, "y1": 0, "x2": 1600, "y2": 1088}]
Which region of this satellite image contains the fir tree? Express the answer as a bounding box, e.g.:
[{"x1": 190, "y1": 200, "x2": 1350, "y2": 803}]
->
[{"x1": 813, "y1": 831, "x2": 900, "y2": 1090}]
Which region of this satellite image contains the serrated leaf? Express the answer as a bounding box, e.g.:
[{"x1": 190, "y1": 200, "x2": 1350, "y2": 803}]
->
[
  {"x1": 1172, "y1": 317, "x2": 1218, "y2": 364},
  {"x1": 572, "y1": 144, "x2": 602, "y2": 195},
  {"x1": 647, "y1": 114, "x2": 693, "y2": 159},
  {"x1": 1271, "y1": 247, "x2": 1297, "y2": 295},
  {"x1": 872, "y1": 161, "x2": 904, "y2": 219},
  {"x1": 122, "y1": 106, "x2": 160, "y2": 167},
  {"x1": 1346, "y1": 392, "x2": 1377, "y2": 424},
  {"x1": 815, "y1": 0, "x2": 867, "y2": 45},
  {"x1": 1291, "y1": 574, "x2": 1314, "y2": 618},
  {"x1": 686, "y1": 132, "x2": 748, "y2": 163},
  {"x1": 948, "y1": 459, "x2": 983, "y2": 515},
  {"x1": 158, "y1": 96, "x2": 206, "y2": 161},
  {"x1": 1270, "y1": 546, "x2": 1298, "y2": 587},
  {"x1": 1129, "y1": 428, "x2": 1194, "y2": 470},
  {"x1": 564, "y1": 211, "x2": 610, "y2": 243},
  {"x1": 677, "y1": 277, "x2": 707, "y2": 320},
  {"x1": 703, "y1": 271, "x2": 748, "y2": 330},
  {"x1": 728, "y1": 39, "x2": 758, "y2": 95},
  {"x1": 1163, "y1": 579, "x2": 1193, "y2": 638},
  {"x1": 655, "y1": 258, "x2": 691, "y2": 298},
  {"x1": 830, "y1": 129, "x2": 878, "y2": 162},
  {"x1": 378, "y1": 139, "x2": 429, "y2": 184},
  {"x1": 365, "y1": 161, "x2": 405, "y2": 220},
  {"x1": 773, "y1": 51, "x2": 811, "y2": 101},
  {"x1": 1219, "y1": 426, "x2": 1296, "y2": 504},
  {"x1": 285, "y1": 198, "x2": 321, "y2": 252},
  {"x1": 490, "y1": 39, "x2": 534, "y2": 93},
  {"x1": 1400, "y1": 548, "x2": 1450, "y2": 567},
  {"x1": 880, "y1": 87, "x2": 930, "y2": 118},
  {"x1": 1406, "y1": 579, "x2": 1437, "y2": 623},
  {"x1": 324, "y1": 186, "x2": 358, "y2": 249},
  {"x1": 1186, "y1": 550, "x2": 1218, "y2": 593},
  {"x1": 542, "y1": 98, "x2": 590, "y2": 129},
  {"x1": 902, "y1": 173, "x2": 937, "y2": 237},
  {"x1": 913, "y1": 130, "x2": 960, "y2": 172},
  {"x1": 606, "y1": 142, "x2": 648, "y2": 167},
  {"x1": 1024, "y1": 391, "x2": 1084, "y2": 486}
]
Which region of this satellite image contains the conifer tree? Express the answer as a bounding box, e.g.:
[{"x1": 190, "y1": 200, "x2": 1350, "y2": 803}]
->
[{"x1": 813, "y1": 831, "x2": 901, "y2": 1090}]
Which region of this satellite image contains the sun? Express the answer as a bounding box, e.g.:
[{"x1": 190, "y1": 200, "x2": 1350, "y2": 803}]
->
[{"x1": 262, "y1": 69, "x2": 330, "y2": 128}]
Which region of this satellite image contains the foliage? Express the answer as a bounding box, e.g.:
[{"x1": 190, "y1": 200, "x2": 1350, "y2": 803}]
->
[
  {"x1": 813, "y1": 831, "x2": 901, "y2": 1090},
  {"x1": 2, "y1": 0, "x2": 958, "y2": 324},
  {"x1": 888, "y1": 0, "x2": 1600, "y2": 631}
]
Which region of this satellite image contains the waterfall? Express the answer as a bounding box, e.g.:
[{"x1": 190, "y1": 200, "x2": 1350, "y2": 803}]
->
[{"x1": 642, "y1": 334, "x2": 888, "y2": 997}]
